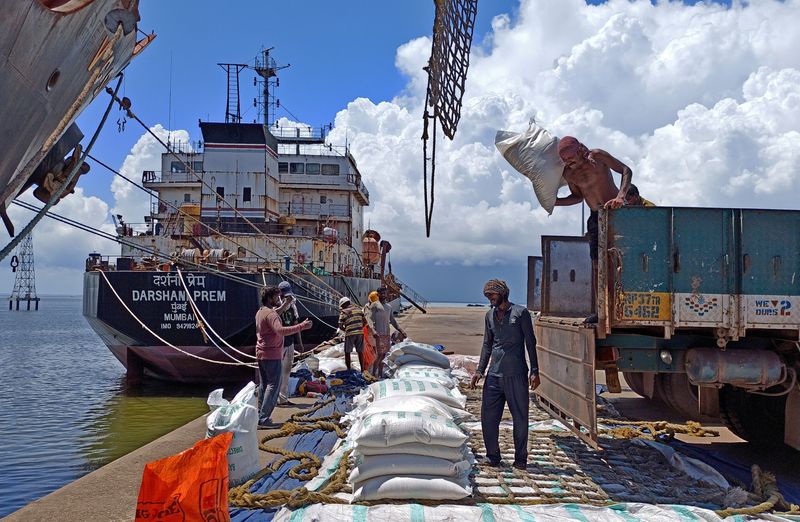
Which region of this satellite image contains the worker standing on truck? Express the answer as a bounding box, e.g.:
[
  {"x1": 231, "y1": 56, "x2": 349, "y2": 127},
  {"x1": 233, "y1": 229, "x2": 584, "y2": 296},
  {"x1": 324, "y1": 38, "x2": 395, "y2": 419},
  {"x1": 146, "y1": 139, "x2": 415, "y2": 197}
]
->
[
  {"x1": 554, "y1": 136, "x2": 633, "y2": 323},
  {"x1": 470, "y1": 279, "x2": 540, "y2": 470},
  {"x1": 625, "y1": 184, "x2": 655, "y2": 207}
]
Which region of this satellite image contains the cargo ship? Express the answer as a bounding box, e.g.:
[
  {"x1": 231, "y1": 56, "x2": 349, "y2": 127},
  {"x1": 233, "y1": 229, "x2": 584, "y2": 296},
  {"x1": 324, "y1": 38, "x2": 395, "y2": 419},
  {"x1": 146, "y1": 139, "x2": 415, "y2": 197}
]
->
[
  {"x1": 1, "y1": 0, "x2": 153, "y2": 236},
  {"x1": 82, "y1": 51, "x2": 427, "y2": 383}
]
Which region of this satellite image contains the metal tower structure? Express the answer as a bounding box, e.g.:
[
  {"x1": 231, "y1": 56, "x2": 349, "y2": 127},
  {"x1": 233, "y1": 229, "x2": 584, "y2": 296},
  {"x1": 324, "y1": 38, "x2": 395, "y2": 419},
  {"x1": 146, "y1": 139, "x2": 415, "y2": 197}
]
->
[
  {"x1": 218, "y1": 63, "x2": 248, "y2": 123},
  {"x1": 9, "y1": 233, "x2": 39, "y2": 310},
  {"x1": 253, "y1": 48, "x2": 290, "y2": 127}
]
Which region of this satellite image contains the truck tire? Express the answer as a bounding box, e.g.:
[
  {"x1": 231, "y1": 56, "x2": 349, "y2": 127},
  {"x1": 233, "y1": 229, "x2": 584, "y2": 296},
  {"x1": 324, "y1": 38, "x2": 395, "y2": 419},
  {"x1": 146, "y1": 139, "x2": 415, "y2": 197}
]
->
[
  {"x1": 622, "y1": 372, "x2": 661, "y2": 401},
  {"x1": 719, "y1": 386, "x2": 786, "y2": 446},
  {"x1": 623, "y1": 371, "x2": 651, "y2": 399},
  {"x1": 658, "y1": 373, "x2": 700, "y2": 418}
]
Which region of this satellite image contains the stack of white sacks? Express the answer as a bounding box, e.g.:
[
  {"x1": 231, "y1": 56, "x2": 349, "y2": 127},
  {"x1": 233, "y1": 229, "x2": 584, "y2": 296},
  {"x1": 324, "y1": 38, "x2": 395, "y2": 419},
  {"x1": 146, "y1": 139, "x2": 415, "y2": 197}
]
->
[{"x1": 343, "y1": 340, "x2": 475, "y2": 502}]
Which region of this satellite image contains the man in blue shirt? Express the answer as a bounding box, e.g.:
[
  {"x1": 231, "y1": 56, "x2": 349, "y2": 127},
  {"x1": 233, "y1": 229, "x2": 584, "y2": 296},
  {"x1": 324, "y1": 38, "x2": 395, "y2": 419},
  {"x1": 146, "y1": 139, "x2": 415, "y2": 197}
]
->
[{"x1": 470, "y1": 279, "x2": 540, "y2": 470}]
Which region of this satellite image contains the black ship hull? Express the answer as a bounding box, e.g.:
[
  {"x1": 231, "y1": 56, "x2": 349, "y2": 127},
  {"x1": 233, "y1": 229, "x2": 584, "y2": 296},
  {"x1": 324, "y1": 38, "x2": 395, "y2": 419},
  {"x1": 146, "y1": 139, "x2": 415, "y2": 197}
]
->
[{"x1": 83, "y1": 270, "x2": 385, "y2": 384}]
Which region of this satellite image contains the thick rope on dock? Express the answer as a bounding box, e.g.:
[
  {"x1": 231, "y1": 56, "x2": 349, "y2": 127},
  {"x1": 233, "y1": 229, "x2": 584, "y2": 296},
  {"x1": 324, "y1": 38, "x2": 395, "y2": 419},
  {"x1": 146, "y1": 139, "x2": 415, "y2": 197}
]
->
[
  {"x1": 599, "y1": 419, "x2": 719, "y2": 441},
  {"x1": 228, "y1": 397, "x2": 351, "y2": 509},
  {"x1": 715, "y1": 465, "x2": 800, "y2": 517}
]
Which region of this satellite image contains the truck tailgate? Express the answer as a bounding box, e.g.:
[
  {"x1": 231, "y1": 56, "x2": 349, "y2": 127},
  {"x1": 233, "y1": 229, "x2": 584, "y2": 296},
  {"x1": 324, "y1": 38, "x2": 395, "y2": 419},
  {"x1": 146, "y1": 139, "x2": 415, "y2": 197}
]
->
[{"x1": 534, "y1": 316, "x2": 598, "y2": 449}]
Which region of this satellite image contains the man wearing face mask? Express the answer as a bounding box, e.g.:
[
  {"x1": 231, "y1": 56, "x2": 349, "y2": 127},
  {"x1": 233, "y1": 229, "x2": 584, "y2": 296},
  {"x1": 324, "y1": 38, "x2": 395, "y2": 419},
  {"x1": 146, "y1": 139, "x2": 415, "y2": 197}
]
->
[{"x1": 470, "y1": 279, "x2": 539, "y2": 470}]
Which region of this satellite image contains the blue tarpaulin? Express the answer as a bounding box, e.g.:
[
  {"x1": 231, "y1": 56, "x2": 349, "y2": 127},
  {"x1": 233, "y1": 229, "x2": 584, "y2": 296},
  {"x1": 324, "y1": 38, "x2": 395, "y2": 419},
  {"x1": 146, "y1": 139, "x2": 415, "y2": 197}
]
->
[
  {"x1": 229, "y1": 396, "x2": 351, "y2": 522},
  {"x1": 671, "y1": 440, "x2": 800, "y2": 505}
]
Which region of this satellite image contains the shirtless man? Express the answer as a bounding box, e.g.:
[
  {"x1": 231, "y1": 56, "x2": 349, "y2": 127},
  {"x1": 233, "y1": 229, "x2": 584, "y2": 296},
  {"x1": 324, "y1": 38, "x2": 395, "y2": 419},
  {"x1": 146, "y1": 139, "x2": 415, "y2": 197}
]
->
[{"x1": 554, "y1": 136, "x2": 632, "y2": 323}]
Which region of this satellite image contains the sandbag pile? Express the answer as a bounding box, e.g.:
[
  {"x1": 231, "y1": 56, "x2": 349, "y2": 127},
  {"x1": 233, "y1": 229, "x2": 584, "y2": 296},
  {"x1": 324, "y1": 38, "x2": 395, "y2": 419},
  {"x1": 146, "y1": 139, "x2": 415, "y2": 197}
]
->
[{"x1": 343, "y1": 341, "x2": 474, "y2": 502}]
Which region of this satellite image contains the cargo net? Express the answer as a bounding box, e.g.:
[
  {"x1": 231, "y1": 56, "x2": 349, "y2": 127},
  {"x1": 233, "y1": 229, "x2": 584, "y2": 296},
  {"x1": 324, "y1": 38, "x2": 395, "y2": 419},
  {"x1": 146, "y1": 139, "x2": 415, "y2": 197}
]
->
[{"x1": 422, "y1": 0, "x2": 478, "y2": 237}]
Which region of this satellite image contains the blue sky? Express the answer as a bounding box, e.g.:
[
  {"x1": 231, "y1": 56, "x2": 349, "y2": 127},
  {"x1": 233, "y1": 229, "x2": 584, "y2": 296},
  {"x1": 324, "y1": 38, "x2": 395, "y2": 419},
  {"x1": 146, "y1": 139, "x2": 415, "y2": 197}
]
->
[
  {"x1": 6, "y1": 0, "x2": 798, "y2": 302},
  {"x1": 77, "y1": 0, "x2": 518, "y2": 206}
]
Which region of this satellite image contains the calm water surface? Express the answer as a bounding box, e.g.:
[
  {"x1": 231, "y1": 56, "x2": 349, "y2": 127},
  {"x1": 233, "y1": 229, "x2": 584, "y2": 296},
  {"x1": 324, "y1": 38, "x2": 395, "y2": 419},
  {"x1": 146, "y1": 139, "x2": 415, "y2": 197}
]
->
[{"x1": 0, "y1": 296, "x2": 214, "y2": 517}]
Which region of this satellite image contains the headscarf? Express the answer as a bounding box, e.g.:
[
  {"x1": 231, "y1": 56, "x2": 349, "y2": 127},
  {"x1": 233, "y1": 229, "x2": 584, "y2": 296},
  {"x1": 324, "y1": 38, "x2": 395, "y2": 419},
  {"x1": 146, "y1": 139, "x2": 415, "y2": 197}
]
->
[
  {"x1": 557, "y1": 136, "x2": 593, "y2": 165},
  {"x1": 368, "y1": 291, "x2": 379, "y2": 303},
  {"x1": 483, "y1": 279, "x2": 509, "y2": 298}
]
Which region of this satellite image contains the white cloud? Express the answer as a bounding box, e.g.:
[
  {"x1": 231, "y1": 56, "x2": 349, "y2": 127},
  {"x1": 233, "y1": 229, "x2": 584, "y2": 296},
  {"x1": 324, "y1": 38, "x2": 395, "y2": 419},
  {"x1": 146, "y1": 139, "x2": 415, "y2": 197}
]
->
[
  {"x1": 327, "y1": 0, "x2": 800, "y2": 265},
  {"x1": 1, "y1": 187, "x2": 117, "y2": 295},
  {"x1": 5, "y1": 0, "x2": 800, "y2": 295},
  {"x1": 1, "y1": 124, "x2": 190, "y2": 295},
  {"x1": 111, "y1": 124, "x2": 191, "y2": 229}
]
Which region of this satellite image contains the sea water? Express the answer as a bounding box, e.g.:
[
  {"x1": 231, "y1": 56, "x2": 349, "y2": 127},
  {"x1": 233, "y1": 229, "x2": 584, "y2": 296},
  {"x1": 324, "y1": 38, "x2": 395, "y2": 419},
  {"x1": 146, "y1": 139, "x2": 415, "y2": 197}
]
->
[{"x1": 0, "y1": 296, "x2": 211, "y2": 517}]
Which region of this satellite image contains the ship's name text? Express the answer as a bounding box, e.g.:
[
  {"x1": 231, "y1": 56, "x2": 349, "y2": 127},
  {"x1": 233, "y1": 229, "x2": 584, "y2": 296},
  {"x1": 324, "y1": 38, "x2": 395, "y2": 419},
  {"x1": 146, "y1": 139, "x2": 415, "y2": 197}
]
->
[
  {"x1": 131, "y1": 290, "x2": 226, "y2": 302},
  {"x1": 152, "y1": 273, "x2": 206, "y2": 287}
]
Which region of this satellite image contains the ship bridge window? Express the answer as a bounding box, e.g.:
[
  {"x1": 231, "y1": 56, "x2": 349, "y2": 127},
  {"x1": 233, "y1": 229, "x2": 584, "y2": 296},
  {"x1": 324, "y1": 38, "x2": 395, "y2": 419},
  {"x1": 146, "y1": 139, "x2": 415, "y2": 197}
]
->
[
  {"x1": 183, "y1": 193, "x2": 191, "y2": 203},
  {"x1": 216, "y1": 186, "x2": 225, "y2": 198},
  {"x1": 278, "y1": 162, "x2": 288, "y2": 173},
  {"x1": 306, "y1": 163, "x2": 320, "y2": 175},
  {"x1": 192, "y1": 161, "x2": 203, "y2": 172},
  {"x1": 243, "y1": 187, "x2": 252, "y2": 202},
  {"x1": 320, "y1": 195, "x2": 327, "y2": 204},
  {"x1": 321, "y1": 164, "x2": 339, "y2": 176},
  {"x1": 289, "y1": 163, "x2": 304, "y2": 174},
  {"x1": 170, "y1": 161, "x2": 186, "y2": 173}
]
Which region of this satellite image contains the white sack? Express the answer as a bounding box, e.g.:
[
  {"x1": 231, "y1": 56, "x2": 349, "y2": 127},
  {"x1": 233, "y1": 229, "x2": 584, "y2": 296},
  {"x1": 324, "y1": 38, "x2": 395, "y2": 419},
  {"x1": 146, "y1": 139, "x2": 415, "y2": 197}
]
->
[
  {"x1": 352, "y1": 474, "x2": 472, "y2": 502},
  {"x1": 346, "y1": 394, "x2": 473, "y2": 424},
  {"x1": 206, "y1": 381, "x2": 260, "y2": 486},
  {"x1": 317, "y1": 343, "x2": 345, "y2": 358},
  {"x1": 349, "y1": 454, "x2": 471, "y2": 483},
  {"x1": 387, "y1": 342, "x2": 451, "y2": 369},
  {"x1": 353, "y1": 442, "x2": 467, "y2": 461},
  {"x1": 275, "y1": 501, "x2": 767, "y2": 522},
  {"x1": 495, "y1": 122, "x2": 566, "y2": 214},
  {"x1": 393, "y1": 368, "x2": 457, "y2": 388},
  {"x1": 351, "y1": 410, "x2": 468, "y2": 448},
  {"x1": 368, "y1": 379, "x2": 467, "y2": 409}
]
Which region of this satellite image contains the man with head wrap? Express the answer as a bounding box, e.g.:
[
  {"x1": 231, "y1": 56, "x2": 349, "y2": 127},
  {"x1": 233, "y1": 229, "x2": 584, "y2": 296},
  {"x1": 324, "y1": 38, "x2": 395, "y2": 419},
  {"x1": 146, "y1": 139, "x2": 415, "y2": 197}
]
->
[
  {"x1": 555, "y1": 136, "x2": 633, "y2": 323},
  {"x1": 470, "y1": 279, "x2": 539, "y2": 470},
  {"x1": 365, "y1": 286, "x2": 406, "y2": 377}
]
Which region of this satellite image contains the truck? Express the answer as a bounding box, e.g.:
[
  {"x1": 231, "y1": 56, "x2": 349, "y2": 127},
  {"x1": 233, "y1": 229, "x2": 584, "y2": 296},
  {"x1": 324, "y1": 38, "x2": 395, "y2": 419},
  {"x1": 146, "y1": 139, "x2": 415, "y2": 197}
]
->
[{"x1": 530, "y1": 206, "x2": 799, "y2": 450}]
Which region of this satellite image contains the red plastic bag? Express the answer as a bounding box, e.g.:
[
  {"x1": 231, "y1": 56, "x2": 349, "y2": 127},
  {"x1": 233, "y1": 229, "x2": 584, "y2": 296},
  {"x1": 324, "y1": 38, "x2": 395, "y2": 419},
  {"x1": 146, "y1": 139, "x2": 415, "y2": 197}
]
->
[
  {"x1": 362, "y1": 325, "x2": 377, "y2": 370},
  {"x1": 135, "y1": 432, "x2": 233, "y2": 522}
]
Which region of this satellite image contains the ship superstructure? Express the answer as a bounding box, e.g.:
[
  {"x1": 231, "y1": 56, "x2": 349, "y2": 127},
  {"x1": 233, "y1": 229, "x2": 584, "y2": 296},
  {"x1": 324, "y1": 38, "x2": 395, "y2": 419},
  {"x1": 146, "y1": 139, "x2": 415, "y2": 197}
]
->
[{"x1": 82, "y1": 50, "x2": 426, "y2": 383}]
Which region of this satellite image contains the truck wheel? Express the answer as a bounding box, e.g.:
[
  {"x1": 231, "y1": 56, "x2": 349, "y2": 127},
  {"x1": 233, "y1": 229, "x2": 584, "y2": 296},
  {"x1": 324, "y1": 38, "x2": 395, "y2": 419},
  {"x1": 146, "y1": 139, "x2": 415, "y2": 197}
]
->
[
  {"x1": 622, "y1": 371, "x2": 664, "y2": 401},
  {"x1": 623, "y1": 371, "x2": 648, "y2": 398},
  {"x1": 719, "y1": 386, "x2": 786, "y2": 446},
  {"x1": 658, "y1": 373, "x2": 700, "y2": 418}
]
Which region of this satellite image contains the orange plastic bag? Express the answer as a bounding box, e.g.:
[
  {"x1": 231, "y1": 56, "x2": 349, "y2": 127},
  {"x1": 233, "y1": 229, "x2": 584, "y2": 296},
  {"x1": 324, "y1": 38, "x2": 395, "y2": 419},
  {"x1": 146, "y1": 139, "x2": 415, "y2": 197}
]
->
[
  {"x1": 135, "y1": 432, "x2": 233, "y2": 522},
  {"x1": 362, "y1": 325, "x2": 377, "y2": 370}
]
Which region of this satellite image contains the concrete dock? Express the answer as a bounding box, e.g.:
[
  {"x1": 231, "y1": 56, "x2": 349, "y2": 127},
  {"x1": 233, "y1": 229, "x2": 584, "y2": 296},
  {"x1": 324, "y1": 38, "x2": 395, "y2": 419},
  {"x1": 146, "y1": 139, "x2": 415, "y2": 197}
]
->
[{"x1": 5, "y1": 306, "x2": 798, "y2": 520}]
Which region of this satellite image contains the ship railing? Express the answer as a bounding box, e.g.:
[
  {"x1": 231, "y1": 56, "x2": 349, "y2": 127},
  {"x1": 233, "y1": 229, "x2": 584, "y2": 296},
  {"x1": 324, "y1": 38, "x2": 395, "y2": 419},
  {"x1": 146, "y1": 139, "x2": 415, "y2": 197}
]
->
[
  {"x1": 390, "y1": 274, "x2": 430, "y2": 310},
  {"x1": 270, "y1": 125, "x2": 328, "y2": 140},
  {"x1": 142, "y1": 171, "x2": 201, "y2": 184}
]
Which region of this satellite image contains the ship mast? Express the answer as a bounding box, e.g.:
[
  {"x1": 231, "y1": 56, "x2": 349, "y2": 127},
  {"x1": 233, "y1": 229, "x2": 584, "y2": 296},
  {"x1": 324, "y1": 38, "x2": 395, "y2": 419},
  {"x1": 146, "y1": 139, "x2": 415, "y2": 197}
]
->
[{"x1": 253, "y1": 48, "x2": 290, "y2": 128}]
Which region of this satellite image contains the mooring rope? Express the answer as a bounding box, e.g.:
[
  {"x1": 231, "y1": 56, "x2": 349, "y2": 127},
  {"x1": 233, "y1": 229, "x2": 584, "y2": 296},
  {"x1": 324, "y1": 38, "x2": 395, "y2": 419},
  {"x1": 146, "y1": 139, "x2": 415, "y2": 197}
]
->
[
  {"x1": 176, "y1": 268, "x2": 257, "y2": 360},
  {"x1": 98, "y1": 270, "x2": 255, "y2": 367}
]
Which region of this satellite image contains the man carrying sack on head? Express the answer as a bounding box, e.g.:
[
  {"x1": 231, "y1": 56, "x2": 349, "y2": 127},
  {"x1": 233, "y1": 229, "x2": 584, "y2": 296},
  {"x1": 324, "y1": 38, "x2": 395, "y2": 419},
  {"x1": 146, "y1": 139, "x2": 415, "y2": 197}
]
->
[{"x1": 470, "y1": 279, "x2": 540, "y2": 470}]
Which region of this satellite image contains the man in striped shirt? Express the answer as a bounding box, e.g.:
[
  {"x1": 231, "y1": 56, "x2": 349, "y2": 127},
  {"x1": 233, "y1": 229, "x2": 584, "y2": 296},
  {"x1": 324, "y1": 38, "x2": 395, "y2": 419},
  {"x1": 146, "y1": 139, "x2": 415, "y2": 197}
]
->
[{"x1": 338, "y1": 297, "x2": 365, "y2": 371}]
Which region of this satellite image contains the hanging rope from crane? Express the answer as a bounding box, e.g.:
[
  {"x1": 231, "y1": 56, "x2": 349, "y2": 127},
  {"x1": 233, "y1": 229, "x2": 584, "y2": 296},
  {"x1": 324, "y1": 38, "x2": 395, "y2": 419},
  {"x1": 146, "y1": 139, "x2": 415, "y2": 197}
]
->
[{"x1": 422, "y1": 0, "x2": 478, "y2": 237}]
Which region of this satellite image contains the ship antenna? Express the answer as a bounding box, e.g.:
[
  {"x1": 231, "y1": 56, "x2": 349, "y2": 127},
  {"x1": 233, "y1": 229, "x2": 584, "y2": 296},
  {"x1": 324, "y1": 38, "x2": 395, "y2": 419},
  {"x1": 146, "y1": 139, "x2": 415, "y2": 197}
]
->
[
  {"x1": 167, "y1": 51, "x2": 173, "y2": 148},
  {"x1": 253, "y1": 47, "x2": 290, "y2": 127}
]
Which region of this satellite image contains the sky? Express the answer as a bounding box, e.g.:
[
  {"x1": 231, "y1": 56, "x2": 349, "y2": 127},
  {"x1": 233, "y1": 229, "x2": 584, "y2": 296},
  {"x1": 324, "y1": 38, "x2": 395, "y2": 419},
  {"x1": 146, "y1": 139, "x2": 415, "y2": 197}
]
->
[{"x1": 3, "y1": 0, "x2": 800, "y2": 303}]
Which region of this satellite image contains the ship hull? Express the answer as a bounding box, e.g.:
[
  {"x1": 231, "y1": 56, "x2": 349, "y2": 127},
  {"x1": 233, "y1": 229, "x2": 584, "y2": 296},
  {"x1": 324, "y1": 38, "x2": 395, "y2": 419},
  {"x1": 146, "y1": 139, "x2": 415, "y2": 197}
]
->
[
  {"x1": 83, "y1": 270, "x2": 387, "y2": 384},
  {"x1": 1, "y1": 1, "x2": 144, "y2": 219}
]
